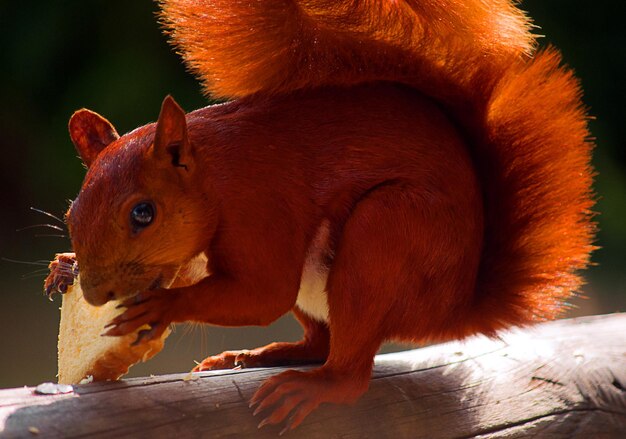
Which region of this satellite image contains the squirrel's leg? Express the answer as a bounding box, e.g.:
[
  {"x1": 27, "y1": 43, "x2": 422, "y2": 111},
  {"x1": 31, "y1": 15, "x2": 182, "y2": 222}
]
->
[
  {"x1": 193, "y1": 307, "x2": 329, "y2": 371},
  {"x1": 251, "y1": 185, "x2": 414, "y2": 432}
]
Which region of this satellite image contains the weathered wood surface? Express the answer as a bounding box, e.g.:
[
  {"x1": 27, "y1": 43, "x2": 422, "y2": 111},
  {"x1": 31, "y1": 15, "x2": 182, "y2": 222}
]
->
[{"x1": 1, "y1": 313, "x2": 625, "y2": 438}]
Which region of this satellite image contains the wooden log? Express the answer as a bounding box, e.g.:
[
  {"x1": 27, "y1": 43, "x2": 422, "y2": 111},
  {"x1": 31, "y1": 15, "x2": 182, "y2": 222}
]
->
[{"x1": 1, "y1": 313, "x2": 625, "y2": 438}]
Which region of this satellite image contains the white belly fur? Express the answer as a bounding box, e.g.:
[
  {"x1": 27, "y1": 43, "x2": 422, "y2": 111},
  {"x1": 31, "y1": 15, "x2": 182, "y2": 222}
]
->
[
  {"x1": 296, "y1": 220, "x2": 331, "y2": 323},
  {"x1": 172, "y1": 252, "x2": 210, "y2": 288}
]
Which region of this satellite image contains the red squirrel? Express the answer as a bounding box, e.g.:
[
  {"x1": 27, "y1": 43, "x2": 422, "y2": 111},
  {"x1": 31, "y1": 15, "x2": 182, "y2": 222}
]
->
[{"x1": 45, "y1": 0, "x2": 595, "y2": 432}]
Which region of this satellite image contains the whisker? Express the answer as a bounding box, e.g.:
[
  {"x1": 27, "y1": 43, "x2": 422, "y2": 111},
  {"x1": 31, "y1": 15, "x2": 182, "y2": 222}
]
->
[
  {"x1": 21, "y1": 268, "x2": 52, "y2": 279},
  {"x1": 173, "y1": 324, "x2": 190, "y2": 351},
  {"x1": 200, "y1": 324, "x2": 209, "y2": 359},
  {"x1": 1, "y1": 257, "x2": 49, "y2": 266},
  {"x1": 21, "y1": 272, "x2": 49, "y2": 280},
  {"x1": 23, "y1": 268, "x2": 50, "y2": 274},
  {"x1": 16, "y1": 223, "x2": 65, "y2": 232},
  {"x1": 30, "y1": 207, "x2": 64, "y2": 224},
  {"x1": 181, "y1": 322, "x2": 195, "y2": 338},
  {"x1": 34, "y1": 234, "x2": 69, "y2": 239}
]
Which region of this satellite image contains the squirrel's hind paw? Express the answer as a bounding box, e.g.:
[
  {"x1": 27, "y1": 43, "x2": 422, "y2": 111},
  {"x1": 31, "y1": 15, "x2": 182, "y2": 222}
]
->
[{"x1": 250, "y1": 368, "x2": 368, "y2": 433}]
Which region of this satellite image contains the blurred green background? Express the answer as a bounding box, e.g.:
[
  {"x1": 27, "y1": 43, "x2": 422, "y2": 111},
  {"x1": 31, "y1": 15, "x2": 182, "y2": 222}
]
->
[{"x1": 0, "y1": 1, "x2": 624, "y2": 388}]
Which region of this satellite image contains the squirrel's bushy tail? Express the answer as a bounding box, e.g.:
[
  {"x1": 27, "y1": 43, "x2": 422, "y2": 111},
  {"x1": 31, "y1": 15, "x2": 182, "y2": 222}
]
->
[
  {"x1": 160, "y1": 0, "x2": 595, "y2": 337},
  {"x1": 464, "y1": 50, "x2": 595, "y2": 337}
]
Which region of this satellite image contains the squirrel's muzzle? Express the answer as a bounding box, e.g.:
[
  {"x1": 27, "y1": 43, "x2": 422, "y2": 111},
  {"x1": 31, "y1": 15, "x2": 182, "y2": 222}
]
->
[{"x1": 78, "y1": 274, "x2": 119, "y2": 306}]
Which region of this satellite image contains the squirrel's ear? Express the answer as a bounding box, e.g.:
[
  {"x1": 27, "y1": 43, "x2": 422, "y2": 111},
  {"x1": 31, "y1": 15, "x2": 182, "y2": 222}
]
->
[
  {"x1": 153, "y1": 95, "x2": 192, "y2": 171},
  {"x1": 68, "y1": 109, "x2": 119, "y2": 168}
]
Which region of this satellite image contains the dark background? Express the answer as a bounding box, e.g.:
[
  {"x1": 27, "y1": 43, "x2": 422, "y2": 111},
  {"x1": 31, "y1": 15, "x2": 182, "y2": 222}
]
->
[{"x1": 0, "y1": 1, "x2": 624, "y2": 388}]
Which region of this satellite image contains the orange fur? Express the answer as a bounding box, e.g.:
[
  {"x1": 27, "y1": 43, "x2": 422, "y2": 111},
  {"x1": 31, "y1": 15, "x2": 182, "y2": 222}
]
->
[
  {"x1": 159, "y1": 0, "x2": 595, "y2": 337},
  {"x1": 52, "y1": 0, "x2": 595, "y2": 431},
  {"x1": 159, "y1": 0, "x2": 535, "y2": 98}
]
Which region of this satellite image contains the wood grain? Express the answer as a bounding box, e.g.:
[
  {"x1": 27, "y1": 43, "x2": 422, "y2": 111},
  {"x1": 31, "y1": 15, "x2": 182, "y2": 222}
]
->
[{"x1": 1, "y1": 313, "x2": 625, "y2": 438}]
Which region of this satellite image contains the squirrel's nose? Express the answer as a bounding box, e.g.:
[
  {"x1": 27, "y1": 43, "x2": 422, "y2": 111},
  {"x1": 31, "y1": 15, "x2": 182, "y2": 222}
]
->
[{"x1": 79, "y1": 275, "x2": 117, "y2": 306}]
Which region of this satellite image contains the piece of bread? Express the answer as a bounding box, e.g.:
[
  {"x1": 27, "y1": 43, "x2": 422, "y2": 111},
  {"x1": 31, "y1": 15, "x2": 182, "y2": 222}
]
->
[
  {"x1": 57, "y1": 253, "x2": 210, "y2": 385},
  {"x1": 57, "y1": 280, "x2": 170, "y2": 384}
]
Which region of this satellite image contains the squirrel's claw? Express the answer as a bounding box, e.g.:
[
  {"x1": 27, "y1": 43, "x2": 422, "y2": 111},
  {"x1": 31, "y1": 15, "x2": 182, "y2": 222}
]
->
[
  {"x1": 192, "y1": 350, "x2": 254, "y2": 372},
  {"x1": 103, "y1": 288, "x2": 174, "y2": 343},
  {"x1": 131, "y1": 324, "x2": 165, "y2": 346},
  {"x1": 251, "y1": 370, "x2": 323, "y2": 433},
  {"x1": 44, "y1": 252, "x2": 78, "y2": 300},
  {"x1": 251, "y1": 368, "x2": 366, "y2": 433}
]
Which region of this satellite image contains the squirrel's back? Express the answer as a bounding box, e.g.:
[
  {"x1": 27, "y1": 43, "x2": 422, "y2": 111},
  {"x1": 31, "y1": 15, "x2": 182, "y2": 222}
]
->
[{"x1": 161, "y1": 0, "x2": 595, "y2": 339}]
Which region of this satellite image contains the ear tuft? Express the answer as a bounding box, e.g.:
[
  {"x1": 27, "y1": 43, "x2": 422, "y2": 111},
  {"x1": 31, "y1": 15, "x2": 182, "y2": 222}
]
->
[
  {"x1": 68, "y1": 109, "x2": 119, "y2": 167},
  {"x1": 153, "y1": 95, "x2": 192, "y2": 171}
]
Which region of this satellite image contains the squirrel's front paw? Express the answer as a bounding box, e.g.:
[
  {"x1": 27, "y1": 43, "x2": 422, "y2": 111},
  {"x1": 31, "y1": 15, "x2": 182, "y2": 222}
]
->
[
  {"x1": 102, "y1": 289, "x2": 177, "y2": 344},
  {"x1": 44, "y1": 252, "x2": 78, "y2": 299}
]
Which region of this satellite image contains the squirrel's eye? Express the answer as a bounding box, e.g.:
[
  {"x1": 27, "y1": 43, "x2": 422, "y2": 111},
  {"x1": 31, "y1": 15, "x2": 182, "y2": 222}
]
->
[{"x1": 130, "y1": 202, "x2": 155, "y2": 229}]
